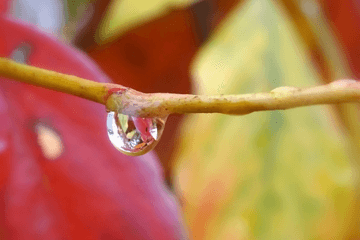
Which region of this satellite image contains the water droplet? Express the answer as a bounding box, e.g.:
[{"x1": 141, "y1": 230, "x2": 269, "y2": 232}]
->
[{"x1": 107, "y1": 111, "x2": 167, "y2": 156}]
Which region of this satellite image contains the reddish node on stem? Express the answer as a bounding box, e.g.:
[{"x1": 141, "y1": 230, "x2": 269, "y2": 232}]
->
[{"x1": 104, "y1": 87, "x2": 127, "y2": 104}]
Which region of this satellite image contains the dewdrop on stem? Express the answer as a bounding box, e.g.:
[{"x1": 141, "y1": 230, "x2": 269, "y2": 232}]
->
[{"x1": 106, "y1": 111, "x2": 168, "y2": 156}]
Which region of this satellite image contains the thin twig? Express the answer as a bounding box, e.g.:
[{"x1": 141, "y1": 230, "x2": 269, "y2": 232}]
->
[
  {"x1": 1, "y1": 57, "x2": 360, "y2": 118},
  {"x1": 0, "y1": 57, "x2": 121, "y2": 104},
  {"x1": 108, "y1": 81, "x2": 360, "y2": 117}
]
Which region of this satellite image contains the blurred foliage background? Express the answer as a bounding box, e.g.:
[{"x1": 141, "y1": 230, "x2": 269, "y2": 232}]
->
[{"x1": 7, "y1": 0, "x2": 360, "y2": 239}]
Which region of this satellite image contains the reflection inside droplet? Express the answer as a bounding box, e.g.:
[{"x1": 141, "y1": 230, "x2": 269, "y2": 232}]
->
[{"x1": 107, "y1": 111, "x2": 167, "y2": 156}]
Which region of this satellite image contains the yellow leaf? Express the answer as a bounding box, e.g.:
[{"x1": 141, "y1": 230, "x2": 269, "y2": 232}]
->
[
  {"x1": 173, "y1": 0, "x2": 356, "y2": 239},
  {"x1": 98, "y1": 0, "x2": 200, "y2": 41}
]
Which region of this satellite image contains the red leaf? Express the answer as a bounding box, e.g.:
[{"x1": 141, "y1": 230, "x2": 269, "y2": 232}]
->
[
  {"x1": 0, "y1": 16, "x2": 186, "y2": 240},
  {"x1": 321, "y1": 0, "x2": 360, "y2": 78},
  {"x1": 86, "y1": 1, "x2": 242, "y2": 181},
  {"x1": 0, "y1": 0, "x2": 10, "y2": 15}
]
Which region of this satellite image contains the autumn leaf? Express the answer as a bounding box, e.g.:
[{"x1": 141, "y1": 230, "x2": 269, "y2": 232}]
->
[
  {"x1": 173, "y1": 0, "x2": 356, "y2": 239},
  {"x1": 0, "y1": 15, "x2": 186, "y2": 239},
  {"x1": 82, "y1": 0, "x2": 242, "y2": 182}
]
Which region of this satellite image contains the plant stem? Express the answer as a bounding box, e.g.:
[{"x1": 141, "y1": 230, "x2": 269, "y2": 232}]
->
[
  {"x1": 109, "y1": 81, "x2": 360, "y2": 117},
  {"x1": 0, "y1": 57, "x2": 119, "y2": 104},
  {"x1": 1, "y1": 57, "x2": 360, "y2": 118}
]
